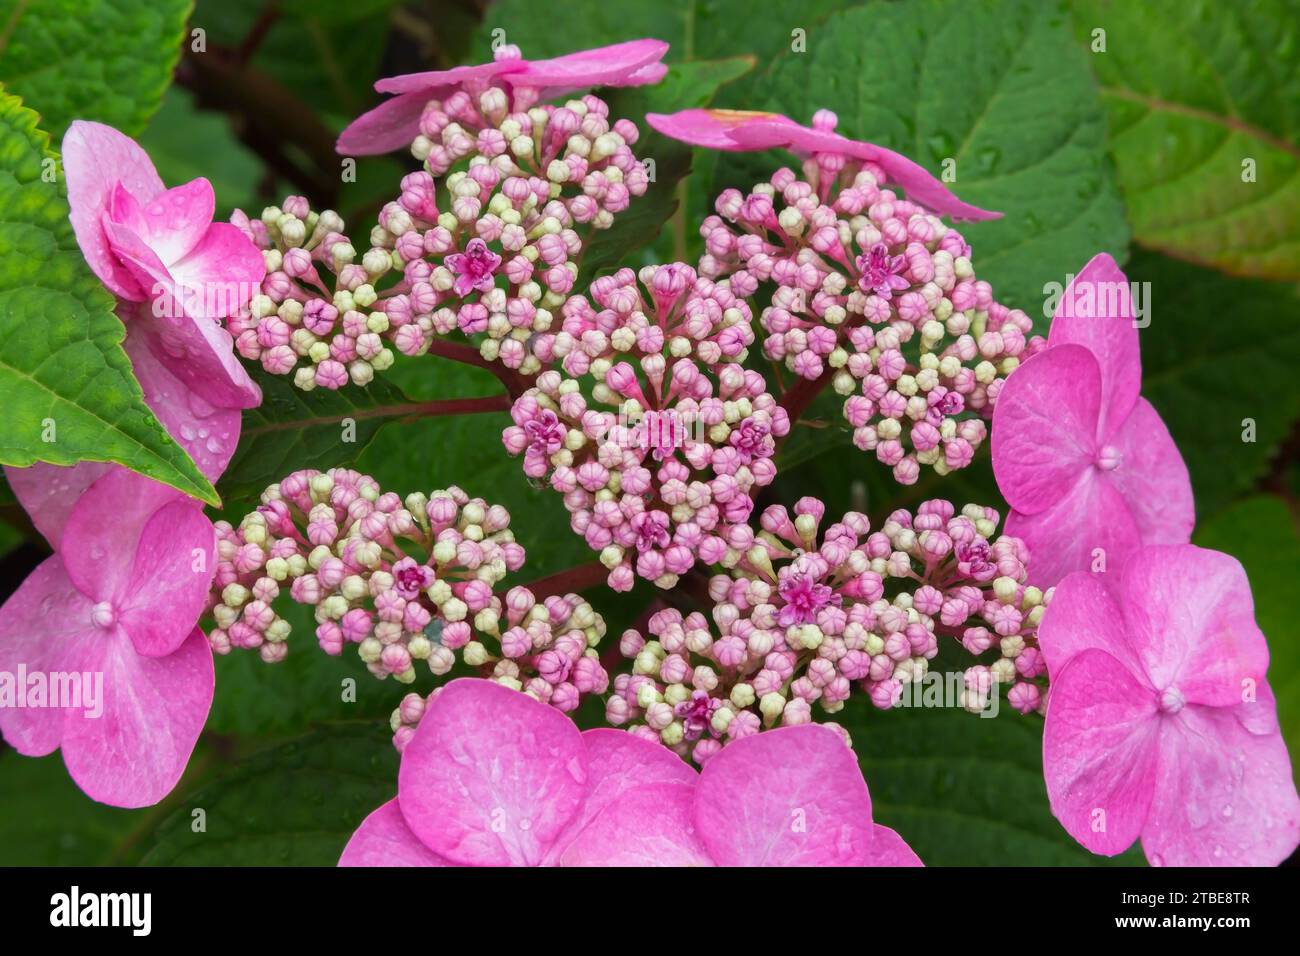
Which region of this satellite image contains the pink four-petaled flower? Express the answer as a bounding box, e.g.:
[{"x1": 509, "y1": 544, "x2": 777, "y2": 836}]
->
[
  {"x1": 991, "y1": 253, "x2": 1193, "y2": 588},
  {"x1": 0, "y1": 471, "x2": 216, "y2": 808},
  {"x1": 1040, "y1": 544, "x2": 1300, "y2": 866},
  {"x1": 444, "y1": 237, "x2": 502, "y2": 297}
]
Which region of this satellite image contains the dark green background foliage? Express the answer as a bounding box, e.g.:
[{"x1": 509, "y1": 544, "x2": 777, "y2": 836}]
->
[{"x1": 0, "y1": 0, "x2": 1297, "y2": 866}]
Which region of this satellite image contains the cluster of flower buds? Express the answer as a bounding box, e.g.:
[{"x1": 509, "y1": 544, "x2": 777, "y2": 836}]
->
[
  {"x1": 502, "y1": 357, "x2": 790, "y2": 591},
  {"x1": 550, "y1": 262, "x2": 755, "y2": 375},
  {"x1": 373, "y1": 84, "x2": 650, "y2": 375},
  {"x1": 205, "y1": 468, "x2": 586, "y2": 690},
  {"x1": 696, "y1": 113, "x2": 1043, "y2": 482},
  {"x1": 227, "y1": 77, "x2": 650, "y2": 389},
  {"x1": 605, "y1": 497, "x2": 1046, "y2": 762},
  {"x1": 388, "y1": 585, "x2": 611, "y2": 748},
  {"x1": 228, "y1": 196, "x2": 402, "y2": 391}
]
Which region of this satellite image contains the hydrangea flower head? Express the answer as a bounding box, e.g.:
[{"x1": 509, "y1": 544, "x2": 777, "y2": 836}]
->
[
  {"x1": 341, "y1": 678, "x2": 920, "y2": 866},
  {"x1": 992, "y1": 254, "x2": 1193, "y2": 587},
  {"x1": 1040, "y1": 544, "x2": 1300, "y2": 865},
  {"x1": 62, "y1": 120, "x2": 265, "y2": 409},
  {"x1": 0, "y1": 470, "x2": 216, "y2": 808}
]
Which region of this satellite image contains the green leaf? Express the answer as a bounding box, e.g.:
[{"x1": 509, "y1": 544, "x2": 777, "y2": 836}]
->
[
  {"x1": 470, "y1": 0, "x2": 847, "y2": 63},
  {"x1": 0, "y1": 91, "x2": 217, "y2": 505},
  {"x1": 190, "y1": 0, "x2": 391, "y2": 124},
  {"x1": 0, "y1": 750, "x2": 144, "y2": 865},
  {"x1": 1134, "y1": 250, "x2": 1300, "y2": 518},
  {"x1": 716, "y1": 0, "x2": 1130, "y2": 318},
  {"x1": 140, "y1": 725, "x2": 397, "y2": 866},
  {"x1": 582, "y1": 57, "x2": 756, "y2": 279},
  {"x1": 839, "y1": 698, "x2": 1144, "y2": 865},
  {"x1": 1193, "y1": 495, "x2": 1300, "y2": 786},
  {"x1": 219, "y1": 366, "x2": 439, "y2": 504},
  {"x1": 1071, "y1": 0, "x2": 1300, "y2": 279},
  {"x1": 0, "y1": 0, "x2": 191, "y2": 137}
]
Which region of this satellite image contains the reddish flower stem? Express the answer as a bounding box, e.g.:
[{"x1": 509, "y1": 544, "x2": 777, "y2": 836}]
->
[{"x1": 424, "y1": 337, "x2": 534, "y2": 399}]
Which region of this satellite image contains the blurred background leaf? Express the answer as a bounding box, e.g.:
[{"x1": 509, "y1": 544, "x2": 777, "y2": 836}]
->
[
  {"x1": 139, "y1": 725, "x2": 397, "y2": 865},
  {"x1": 1071, "y1": 0, "x2": 1300, "y2": 280},
  {"x1": 1135, "y1": 250, "x2": 1300, "y2": 518},
  {"x1": 840, "y1": 698, "x2": 1145, "y2": 865},
  {"x1": 0, "y1": 0, "x2": 191, "y2": 138}
]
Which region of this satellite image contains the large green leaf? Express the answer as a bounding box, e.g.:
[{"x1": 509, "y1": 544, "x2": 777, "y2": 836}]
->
[
  {"x1": 1072, "y1": 0, "x2": 1300, "y2": 279},
  {"x1": 716, "y1": 0, "x2": 1130, "y2": 317},
  {"x1": 140, "y1": 726, "x2": 397, "y2": 866},
  {"x1": 0, "y1": 92, "x2": 217, "y2": 505},
  {"x1": 840, "y1": 698, "x2": 1144, "y2": 865},
  {"x1": 1194, "y1": 496, "x2": 1300, "y2": 785},
  {"x1": 0, "y1": 0, "x2": 190, "y2": 137},
  {"x1": 1135, "y1": 251, "x2": 1300, "y2": 518}
]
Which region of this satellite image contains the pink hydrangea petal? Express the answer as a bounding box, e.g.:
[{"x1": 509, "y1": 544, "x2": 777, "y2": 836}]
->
[
  {"x1": 868, "y1": 824, "x2": 924, "y2": 866},
  {"x1": 337, "y1": 92, "x2": 436, "y2": 156},
  {"x1": 1235, "y1": 678, "x2": 1281, "y2": 736},
  {"x1": 374, "y1": 59, "x2": 522, "y2": 95},
  {"x1": 991, "y1": 345, "x2": 1101, "y2": 515},
  {"x1": 646, "y1": 108, "x2": 775, "y2": 151},
  {"x1": 559, "y1": 782, "x2": 713, "y2": 867},
  {"x1": 517, "y1": 39, "x2": 670, "y2": 91},
  {"x1": 59, "y1": 467, "x2": 181, "y2": 602},
  {"x1": 1036, "y1": 568, "x2": 1147, "y2": 682},
  {"x1": 122, "y1": 320, "x2": 242, "y2": 481},
  {"x1": 103, "y1": 217, "x2": 173, "y2": 295},
  {"x1": 117, "y1": 500, "x2": 215, "y2": 658},
  {"x1": 694, "y1": 723, "x2": 874, "y2": 866},
  {"x1": 1043, "y1": 648, "x2": 1160, "y2": 856},
  {"x1": 339, "y1": 798, "x2": 452, "y2": 867},
  {"x1": 61, "y1": 626, "x2": 213, "y2": 808},
  {"x1": 1103, "y1": 398, "x2": 1194, "y2": 546},
  {"x1": 3, "y1": 462, "x2": 110, "y2": 550},
  {"x1": 1048, "y1": 253, "x2": 1141, "y2": 439},
  {"x1": 166, "y1": 222, "x2": 266, "y2": 322},
  {"x1": 124, "y1": 297, "x2": 262, "y2": 412},
  {"x1": 731, "y1": 118, "x2": 1002, "y2": 221},
  {"x1": 1005, "y1": 471, "x2": 1143, "y2": 590},
  {"x1": 110, "y1": 178, "x2": 214, "y2": 268},
  {"x1": 546, "y1": 728, "x2": 697, "y2": 862},
  {"x1": 1118, "y1": 545, "x2": 1269, "y2": 709},
  {"x1": 0, "y1": 556, "x2": 95, "y2": 756},
  {"x1": 1141, "y1": 700, "x2": 1300, "y2": 866},
  {"x1": 397, "y1": 679, "x2": 588, "y2": 866},
  {"x1": 62, "y1": 120, "x2": 163, "y2": 299}
]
